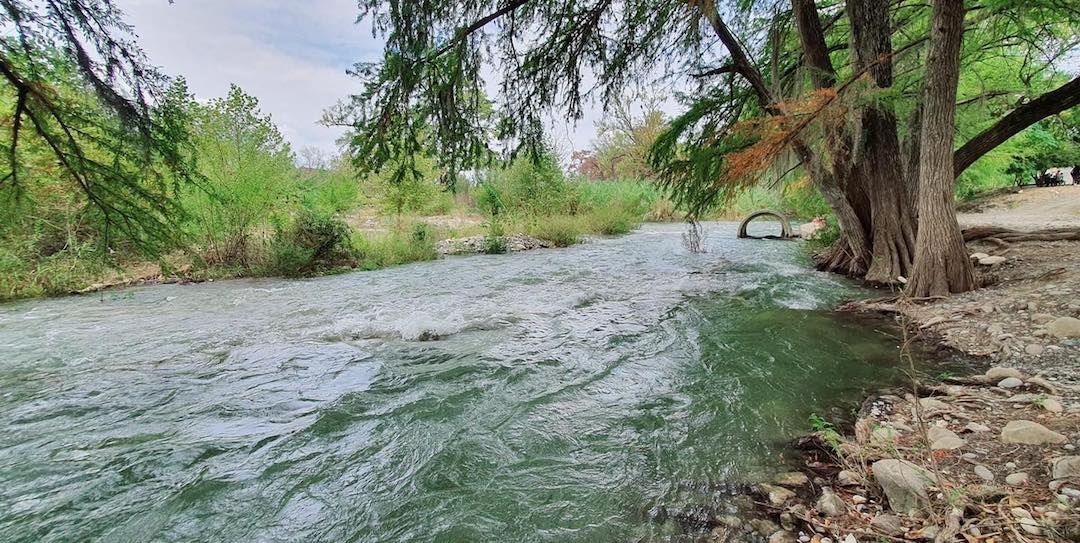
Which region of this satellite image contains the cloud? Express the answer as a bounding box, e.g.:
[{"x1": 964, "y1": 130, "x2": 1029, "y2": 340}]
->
[
  {"x1": 118, "y1": 0, "x2": 374, "y2": 153},
  {"x1": 116, "y1": 0, "x2": 624, "y2": 156}
]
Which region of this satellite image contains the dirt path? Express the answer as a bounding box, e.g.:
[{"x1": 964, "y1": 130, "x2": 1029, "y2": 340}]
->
[{"x1": 958, "y1": 185, "x2": 1080, "y2": 230}]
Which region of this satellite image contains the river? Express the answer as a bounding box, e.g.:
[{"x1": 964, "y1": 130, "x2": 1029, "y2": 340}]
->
[{"x1": 0, "y1": 222, "x2": 927, "y2": 542}]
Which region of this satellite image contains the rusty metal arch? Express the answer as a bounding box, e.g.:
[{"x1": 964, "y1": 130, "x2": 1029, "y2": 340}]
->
[{"x1": 736, "y1": 210, "x2": 795, "y2": 239}]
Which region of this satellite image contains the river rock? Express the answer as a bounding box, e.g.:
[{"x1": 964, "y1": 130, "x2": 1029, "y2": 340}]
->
[
  {"x1": 928, "y1": 427, "x2": 966, "y2": 450},
  {"x1": 762, "y1": 484, "x2": 797, "y2": 506},
  {"x1": 1047, "y1": 316, "x2": 1080, "y2": 338},
  {"x1": 1041, "y1": 398, "x2": 1064, "y2": 413},
  {"x1": 1001, "y1": 420, "x2": 1067, "y2": 445},
  {"x1": 871, "y1": 424, "x2": 900, "y2": 444},
  {"x1": 998, "y1": 377, "x2": 1024, "y2": 389},
  {"x1": 916, "y1": 397, "x2": 951, "y2": 417},
  {"x1": 769, "y1": 530, "x2": 797, "y2": 543},
  {"x1": 985, "y1": 367, "x2": 1023, "y2": 380},
  {"x1": 873, "y1": 459, "x2": 932, "y2": 514},
  {"x1": 1025, "y1": 344, "x2": 1045, "y2": 356},
  {"x1": 817, "y1": 488, "x2": 846, "y2": 517},
  {"x1": 751, "y1": 518, "x2": 780, "y2": 536},
  {"x1": 1006, "y1": 472, "x2": 1029, "y2": 486},
  {"x1": 871, "y1": 514, "x2": 905, "y2": 536},
  {"x1": 837, "y1": 470, "x2": 860, "y2": 486},
  {"x1": 969, "y1": 252, "x2": 989, "y2": 261},
  {"x1": 964, "y1": 422, "x2": 991, "y2": 433},
  {"x1": 1026, "y1": 376, "x2": 1059, "y2": 394},
  {"x1": 974, "y1": 465, "x2": 995, "y2": 482},
  {"x1": 1052, "y1": 456, "x2": 1080, "y2": 479},
  {"x1": 775, "y1": 471, "x2": 810, "y2": 487},
  {"x1": 1032, "y1": 313, "x2": 1056, "y2": 325},
  {"x1": 978, "y1": 255, "x2": 1006, "y2": 266}
]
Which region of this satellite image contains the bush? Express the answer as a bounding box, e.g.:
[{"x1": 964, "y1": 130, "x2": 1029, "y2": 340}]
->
[
  {"x1": 584, "y1": 203, "x2": 639, "y2": 235},
  {"x1": 354, "y1": 223, "x2": 438, "y2": 269},
  {"x1": 482, "y1": 220, "x2": 508, "y2": 254},
  {"x1": 526, "y1": 215, "x2": 583, "y2": 247},
  {"x1": 267, "y1": 212, "x2": 355, "y2": 277}
]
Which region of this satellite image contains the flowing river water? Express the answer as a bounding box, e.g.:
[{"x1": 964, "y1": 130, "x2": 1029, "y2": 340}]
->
[{"x1": 0, "y1": 222, "x2": 939, "y2": 542}]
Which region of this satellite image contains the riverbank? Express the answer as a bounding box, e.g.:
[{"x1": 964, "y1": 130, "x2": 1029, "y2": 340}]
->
[{"x1": 737, "y1": 191, "x2": 1080, "y2": 543}]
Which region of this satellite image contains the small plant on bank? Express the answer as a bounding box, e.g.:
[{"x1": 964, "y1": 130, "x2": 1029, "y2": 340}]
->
[{"x1": 809, "y1": 413, "x2": 843, "y2": 452}]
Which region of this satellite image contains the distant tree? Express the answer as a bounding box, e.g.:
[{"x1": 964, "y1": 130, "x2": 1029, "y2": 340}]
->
[
  {"x1": 587, "y1": 92, "x2": 668, "y2": 181},
  {"x1": 0, "y1": 0, "x2": 198, "y2": 252},
  {"x1": 183, "y1": 84, "x2": 295, "y2": 264}
]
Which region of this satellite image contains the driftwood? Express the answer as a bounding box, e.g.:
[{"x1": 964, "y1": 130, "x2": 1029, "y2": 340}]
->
[{"x1": 963, "y1": 226, "x2": 1080, "y2": 243}]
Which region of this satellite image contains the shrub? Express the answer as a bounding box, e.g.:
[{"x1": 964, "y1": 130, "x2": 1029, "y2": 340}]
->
[
  {"x1": 527, "y1": 215, "x2": 583, "y2": 247},
  {"x1": 584, "y1": 203, "x2": 639, "y2": 235},
  {"x1": 354, "y1": 223, "x2": 438, "y2": 269},
  {"x1": 267, "y1": 212, "x2": 355, "y2": 277}
]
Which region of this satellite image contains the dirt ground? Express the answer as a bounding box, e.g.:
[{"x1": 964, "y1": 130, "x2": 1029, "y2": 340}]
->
[
  {"x1": 857, "y1": 186, "x2": 1080, "y2": 387},
  {"x1": 958, "y1": 185, "x2": 1080, "y2": 230}
]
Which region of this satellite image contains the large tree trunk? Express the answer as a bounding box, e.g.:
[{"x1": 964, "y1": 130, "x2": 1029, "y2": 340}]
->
[
  {"x1": 848, "y1": 0, "x2": 916, "y2": 285},
  {"x1": 907, "y1": 0, "x2": 975, "y2": 296}
]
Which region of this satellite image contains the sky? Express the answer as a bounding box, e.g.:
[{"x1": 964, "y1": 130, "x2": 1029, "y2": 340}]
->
[{"x1": 118, "y1": 0, "x2": 609, "y2": 157}]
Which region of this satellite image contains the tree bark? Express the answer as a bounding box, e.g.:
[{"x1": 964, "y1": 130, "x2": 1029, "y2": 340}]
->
[
  {"x1": 907, "y1": 0, "x2": 975, "y2": 296},
  {"x1": 848, "y1": 0, "x2": 916, "y2": 285},
  {"x1": 953, "y1": 74, "x2": 1080, "y2": 177}
]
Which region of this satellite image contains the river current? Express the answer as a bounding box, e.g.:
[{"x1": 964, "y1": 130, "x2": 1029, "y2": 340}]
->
[{"x1": 0, "y1": 222, "x2": 924, "y2": 542}]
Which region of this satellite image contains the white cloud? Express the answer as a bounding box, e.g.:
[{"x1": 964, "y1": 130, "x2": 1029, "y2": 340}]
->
[
  {"x1": 116, "y1": 1, "x2": 648, "y2": 157},
  {"x1": 118, "y1": 0, "x2": 371, "y2": 154}
]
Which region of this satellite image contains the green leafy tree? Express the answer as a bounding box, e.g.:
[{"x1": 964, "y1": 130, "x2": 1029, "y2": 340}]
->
[
  {"x1": 1, "y1": 0, "x2": 199, "y2": 253},
  {"x1": 182, "y1": 84, "x2": 295, "y2": 265}
]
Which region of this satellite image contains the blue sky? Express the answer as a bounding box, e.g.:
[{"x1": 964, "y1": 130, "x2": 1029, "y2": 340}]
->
[{"x1": 118, "y1": 0, "x2": 606, "y2": 156}]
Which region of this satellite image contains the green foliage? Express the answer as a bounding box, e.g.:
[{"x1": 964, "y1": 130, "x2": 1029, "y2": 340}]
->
[
  {"x1": 526, "y1": 216, "x2": 583, "y2": 247},
  {"x1": 485, "y1": 150, "x2": 581, "y2": 216},
  {"x1": 809, "y1": 414, "x2": 843, "y2": 452},
  {"x1": 267, "y1": 212, "x2": 355, "y2": 277},
  {"x1": 353, "y1": 224, "x2": 438, "y2": 270},
  {"x1": 182, "y1": 85, "x2": 295, "y2": 266},
  {"x1": 1, "y1": 6, "x2": 200, "y2": 254}
]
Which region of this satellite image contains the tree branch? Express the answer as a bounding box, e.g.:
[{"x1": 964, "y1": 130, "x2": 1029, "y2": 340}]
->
[{"x1": 953, "y1": 74, "x2": 1080, "y2": 177}]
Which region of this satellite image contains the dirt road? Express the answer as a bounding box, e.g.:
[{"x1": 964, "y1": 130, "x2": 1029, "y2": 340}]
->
[{"x1": 958, "y1": 184, "x2": 1080, "y2": 229}]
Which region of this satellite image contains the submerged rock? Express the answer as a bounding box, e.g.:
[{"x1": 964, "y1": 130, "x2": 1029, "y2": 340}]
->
[
  {"x1": 1000, "y1": 420, "x2": 1067, "y2": 445},
  {"x1": 872, "y1": 459, "x2": 932, "y2": 514}
]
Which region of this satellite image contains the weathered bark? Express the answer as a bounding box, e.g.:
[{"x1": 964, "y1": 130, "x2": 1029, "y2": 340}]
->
[
  {"x1": 848, "y1": 0, "x2": 916, "y2": 285},
  {"x1": 902, "y1": 103, "x2": 922, "y2": 217},
  {"x1": 953, "y1": 74, "x2": 1080, "y2": 177},
  {"x1": 908, "y1": 0, "x2": 975, "y2": 296}
]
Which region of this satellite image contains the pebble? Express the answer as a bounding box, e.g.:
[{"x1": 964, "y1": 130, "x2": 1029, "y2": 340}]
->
[
  {"x1": 1006, "y1": 472, "x2": 1029, "y2": 486},
  {"x1": 1024, "y1": 344, "x2": 1044, "y2": 356},
  {"x1": 1005, "y1": 462, "x2": 1017, "y2": 469},
  {"x1": 974, "y1": 465, "x2": 995, "y2": 481},
  {"x1": 964, "y1": 422, "x2": 991, "y2": 433},
  {"x1": 1066, "y1": 444, "x2": 1076, "y2": 451},
  {"x1": 997, "y1": 377, "x2": 1023, "y2": 389},
  {"x1": 1041, "y1": 398, "x2": 1064, "y2": 413}
]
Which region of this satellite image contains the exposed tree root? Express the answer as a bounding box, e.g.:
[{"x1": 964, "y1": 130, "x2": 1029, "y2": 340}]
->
[{"x1": 962, "y1": 226, "x2": 1080, "y2": 243}]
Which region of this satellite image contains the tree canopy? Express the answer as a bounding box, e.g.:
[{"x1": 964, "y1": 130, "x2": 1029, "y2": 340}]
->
[{"x1": 1, "y1": 0, "x2": 198, "y2": 252}]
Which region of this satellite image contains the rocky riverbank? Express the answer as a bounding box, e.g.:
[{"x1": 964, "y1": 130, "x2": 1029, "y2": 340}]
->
[
  {"x1": 730, "y1": 365, "x2": 1079, "y2": 543},
  {"x1": 435, "y1": 233, "x2": 555, "y2": 255},
  {"x1": 727, "y1": 235, "x2": 1080, "y2": 542}
]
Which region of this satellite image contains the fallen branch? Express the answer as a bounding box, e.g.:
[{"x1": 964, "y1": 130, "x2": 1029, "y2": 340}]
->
[{"x1": 963, "y1": 226, "x2": 1080, "y2": 243}]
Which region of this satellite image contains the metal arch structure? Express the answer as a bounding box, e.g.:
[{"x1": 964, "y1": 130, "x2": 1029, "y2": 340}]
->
[{"x1": 736, "y1": 210, "x2": 795, "y2": 239}]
